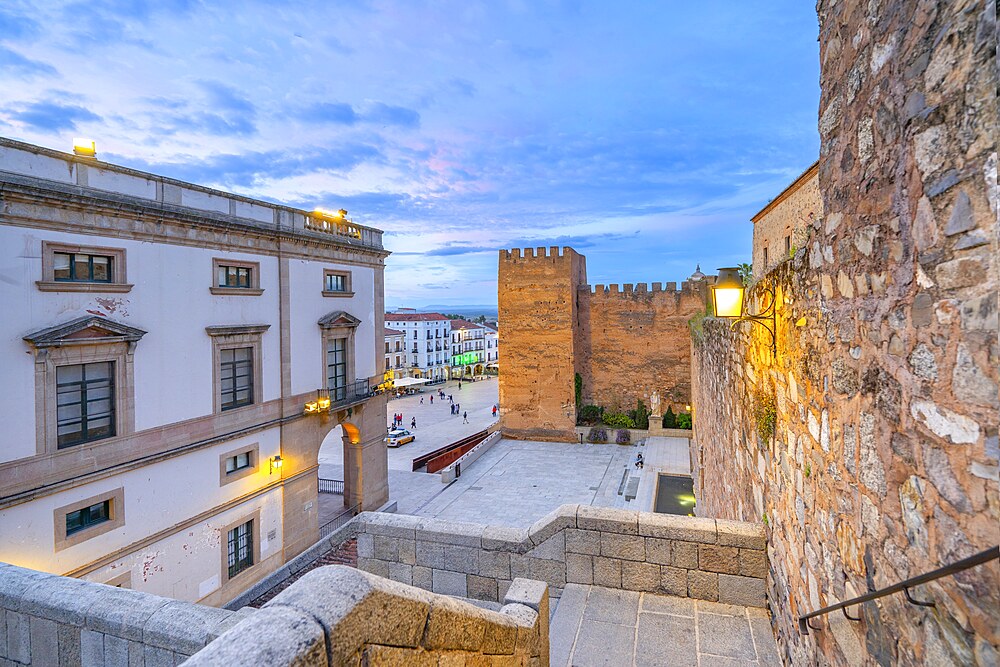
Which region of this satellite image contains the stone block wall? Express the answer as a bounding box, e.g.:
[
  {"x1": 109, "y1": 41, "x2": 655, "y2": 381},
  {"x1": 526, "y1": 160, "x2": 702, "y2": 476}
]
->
[
  {"x1": 691, "y1": 1, "x2": 999, "y2": 664},
  {"x1": 353, "y1": 504, "x2": 768, "y2": 608},
  {"x1": 184, "y1": 566, "x2": 549, "y2": 667},
  {"x1": 751, "y1": 162, "x2": 821, "y2": 277},
  {"x1": 0, "y1": 561, "x2": 250, "y2": 666}
]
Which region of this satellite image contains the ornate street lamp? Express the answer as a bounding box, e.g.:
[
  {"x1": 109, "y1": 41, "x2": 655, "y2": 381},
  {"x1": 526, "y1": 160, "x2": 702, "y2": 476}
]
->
[{"x1": 711, "y1": 267, "x2": 776, "y2": 353}]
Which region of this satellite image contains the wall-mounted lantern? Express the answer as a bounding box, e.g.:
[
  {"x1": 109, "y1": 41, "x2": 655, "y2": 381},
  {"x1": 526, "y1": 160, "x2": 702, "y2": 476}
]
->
[
  {"x1": 73, "y1": 138, "x2": 97, "y2": 158},
  {"x1": 712, "y1": 267, "x2": 776, "y2": 353},
  {"x1": 305, "y1": 389, "x2": 332, "y2": 414},
  {"x1": 270, "y1": 455, "x2": 283, "y2": 474}
]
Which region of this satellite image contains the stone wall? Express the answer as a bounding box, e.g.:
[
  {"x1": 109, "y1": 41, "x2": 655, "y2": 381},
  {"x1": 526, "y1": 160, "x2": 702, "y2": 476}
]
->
[
  {"x1": 498, "y1": 246, "x2": 707, "y2": 441},
  {"x1": 185, "y1": 566, "x2": 549, "y2": 667},
  {"x1": 353, "y1": 504, "x2": 768, "y2": 608},
  {"x1": 582, "y1": 282, "x2": 708, "y2": 412},
  {"x1": 691, "y1": 1, "x2": 999, "y2": 664},
  {"x1": 751, "y1": 162, "x2": 822, "y2": 277},
  {"x1": 0, "y1": 561, "x2": 251, "y2": 666},
  {"x1": 498, "y1": 247, "x2": 587, "y2": 441}
]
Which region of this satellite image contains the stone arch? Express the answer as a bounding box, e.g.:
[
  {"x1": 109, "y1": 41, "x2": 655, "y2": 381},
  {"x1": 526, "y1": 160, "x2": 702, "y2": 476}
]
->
[
  {"x1": 341, "y1": 421, "x2": 360, "y2": 444},
  {"x1": 474, "y1": 364, "x2": 484, "y2": 376}
]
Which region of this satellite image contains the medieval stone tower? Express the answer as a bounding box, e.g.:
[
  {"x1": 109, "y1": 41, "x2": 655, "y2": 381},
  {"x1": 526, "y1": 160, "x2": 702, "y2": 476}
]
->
[{"x1": 498, "y1": 246, "x2": 709, "y2": 442}]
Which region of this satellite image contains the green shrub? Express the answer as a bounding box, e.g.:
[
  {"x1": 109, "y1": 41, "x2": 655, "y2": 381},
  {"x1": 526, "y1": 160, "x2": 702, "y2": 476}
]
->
[
  {"x1": 627, "y1": 399, "x2": 649, "y2": 430},
  {"x1": 602, "y1": 412, "x2": 635, "y2": 429},
  {"x1": 676, "y1": 412, "x2": 692, "y2": 429},
  {"x1": 577, "y1": 404, "x2": 603, "y2": 425},
  {"x1": 574, "y1": 372, "x2": 583, "y2": 406},
  {"x1": 587, "y1": 427, "x2": 608, "y2": 443},
  {"x1": 662, "y1": 406, "x2": 676, "y2": 429}
]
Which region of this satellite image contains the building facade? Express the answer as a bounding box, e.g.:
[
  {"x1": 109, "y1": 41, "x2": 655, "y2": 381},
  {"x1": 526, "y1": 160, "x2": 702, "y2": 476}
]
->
[
  {"x1": 750, "y1": 161, "x2": 821, "y2": 277},
  {"x1": 383, "y1": 311, "x2": 451, "y2": 381},
  {"x1": 383, "y1": 327, "x2": 406, "y2": 379},
  {"x1": 483, "y1": 323, "x2": 499, "y2": 372},
  {"x1": 449, "y1": 319, "x2": 486, "y2": 378},
  {"x1": 0, "y1": 138, "x2": 390, "y2": 606}
]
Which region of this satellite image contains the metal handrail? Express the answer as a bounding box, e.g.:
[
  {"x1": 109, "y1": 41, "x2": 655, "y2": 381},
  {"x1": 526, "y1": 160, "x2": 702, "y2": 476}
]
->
[
  {"x1": 318, "y1": 478, "x2": 344, "y2": 494},
  {"x1": 798, "y1": 546, "x2": 999, "y2": 634}
]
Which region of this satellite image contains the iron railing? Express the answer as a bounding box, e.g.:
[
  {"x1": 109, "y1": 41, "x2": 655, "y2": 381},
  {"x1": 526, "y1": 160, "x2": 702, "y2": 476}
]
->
[
  {"x1": 327, "y1": 379, "x2": 372, "y2": 409},
  {"x1": 318, "y1": 478, "x2": 344, "y2": 494},
  {"x1": 798, "y1": 546, "x2": 999, "y2": 634},
  {"x1": 319, "y1": 504, "x2": 359, "y2": 538}
]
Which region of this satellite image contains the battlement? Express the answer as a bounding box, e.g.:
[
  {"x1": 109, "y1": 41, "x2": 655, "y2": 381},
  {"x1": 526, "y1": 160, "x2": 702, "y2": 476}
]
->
[
  {"x1": 583, "y1": 280, "x2": 709, "y2": 297},
  {"x1": 500, "y1": 246, "x2": 578, "y2": 262}
]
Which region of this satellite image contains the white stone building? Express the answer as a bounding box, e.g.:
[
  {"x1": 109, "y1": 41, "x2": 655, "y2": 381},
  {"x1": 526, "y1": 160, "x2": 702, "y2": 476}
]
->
[
  {"x1": 449, "y1": 319, "x2": 486, "y2": 378},
  {"x1": 483, "y1": 323, "x2": 500, "y2": 372},
  {"x1": 0, "y1": 137, "x2": 389, "y2": 606},
  {"x1": 383, "y1": 311, "x2": 451, "y2": 381},
  {"x1": 384, "y1": 327, "x2": 406, "y2": 379}
]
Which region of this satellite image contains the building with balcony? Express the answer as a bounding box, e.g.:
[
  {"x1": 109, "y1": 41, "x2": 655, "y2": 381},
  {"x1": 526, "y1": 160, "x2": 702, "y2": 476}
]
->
[
  {"x1": 483, "y1": 322, "x2": 500, "y2": 373},
  {"x1": 0, "y1": 137, "x2": 390, "y2": 606},
  {"x1": 383, "y1": 311, "x2": 451, "y2": 381},
  {"x1": 383, "y1": 327, "x2": 406, "y2": 378},
  {"x1": 449, "y1": 319, "x2": 487, "y2": 378}
]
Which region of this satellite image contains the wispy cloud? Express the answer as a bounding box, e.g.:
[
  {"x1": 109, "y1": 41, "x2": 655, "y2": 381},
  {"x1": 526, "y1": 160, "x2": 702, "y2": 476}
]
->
[
  {"x1": 10, "y1": 99, "x2": 101, "y2": 132},
  {"x1": 0, "y1": 47, "x2": 57, "y2": 78}
]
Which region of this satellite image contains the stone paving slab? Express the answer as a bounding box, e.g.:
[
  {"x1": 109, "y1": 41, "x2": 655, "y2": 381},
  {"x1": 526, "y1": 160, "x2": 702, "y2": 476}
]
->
[{"x1": 552, "y1": 584, "x2": 781, "y2": 667}]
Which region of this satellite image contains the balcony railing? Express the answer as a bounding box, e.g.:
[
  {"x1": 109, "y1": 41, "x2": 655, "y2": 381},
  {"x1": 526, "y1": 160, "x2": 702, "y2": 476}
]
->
[
  {"x1": 318, "y1": 478, "x2": 344, "y2": 494},
  {"x1": 326, "y1": 379, "x2": 372, "y2": 408},
  {"x1": 303, "y1": 215, "x2": 383, "y2": 251}
]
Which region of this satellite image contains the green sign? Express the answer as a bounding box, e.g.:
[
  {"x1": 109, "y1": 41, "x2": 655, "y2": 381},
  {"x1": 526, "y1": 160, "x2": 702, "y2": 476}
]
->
[{"x1": 454, "y1": 352, "x2": 478, "y2": 365}]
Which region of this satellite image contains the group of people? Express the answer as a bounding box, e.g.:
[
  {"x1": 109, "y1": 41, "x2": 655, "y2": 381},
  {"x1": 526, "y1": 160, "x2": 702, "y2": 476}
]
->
[
  {"x1": 392, "y1": 413, "x2": 416, "y2": 430},
  {"x1": 391, "y1": 384, "x2": 500, "y2": 431}
]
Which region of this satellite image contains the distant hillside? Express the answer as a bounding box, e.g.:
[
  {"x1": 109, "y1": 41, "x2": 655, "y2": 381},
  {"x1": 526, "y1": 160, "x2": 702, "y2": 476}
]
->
[{"x1": 420, "y1": 304, "x2": 498, "y2": 320}]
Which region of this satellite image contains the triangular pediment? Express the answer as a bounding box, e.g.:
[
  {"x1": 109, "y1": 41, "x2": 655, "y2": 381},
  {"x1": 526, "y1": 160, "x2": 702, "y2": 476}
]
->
[
  {"x1": 318, "y1": 311, "x2": 362, "y2": 329},
  {"x1": 24, "y1": 316, "x2": 147, "y2": 348}
]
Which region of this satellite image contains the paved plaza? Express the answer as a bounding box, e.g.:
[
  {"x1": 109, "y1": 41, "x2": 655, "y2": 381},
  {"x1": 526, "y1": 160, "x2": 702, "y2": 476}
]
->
[{"x1": 551, "y1": 585, "x2": 782, "y2": 667}]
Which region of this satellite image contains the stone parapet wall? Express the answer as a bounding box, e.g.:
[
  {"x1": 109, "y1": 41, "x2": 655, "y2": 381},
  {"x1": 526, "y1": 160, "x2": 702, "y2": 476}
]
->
[
  {"x1": 353, "y1": 504, "x2": 768, "y2": 608},
  {"x1": 0, "y1": 561, "x2": 250, "y2": 666},
  {"x1": 184, "y1": 566, "x2": 549, "y2": 667}
]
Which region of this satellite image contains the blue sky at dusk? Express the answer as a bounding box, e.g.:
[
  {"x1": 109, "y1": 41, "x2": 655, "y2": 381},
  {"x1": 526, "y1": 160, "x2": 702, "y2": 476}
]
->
[{"x1": 0, "y1": 1, "x2": 820, "y2": 308}]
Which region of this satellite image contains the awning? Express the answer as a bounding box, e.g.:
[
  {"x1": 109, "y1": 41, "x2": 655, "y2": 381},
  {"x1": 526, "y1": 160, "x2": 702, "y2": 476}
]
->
[{"x1": 394, "y1": 377, "x2": 432, "y2": 387}]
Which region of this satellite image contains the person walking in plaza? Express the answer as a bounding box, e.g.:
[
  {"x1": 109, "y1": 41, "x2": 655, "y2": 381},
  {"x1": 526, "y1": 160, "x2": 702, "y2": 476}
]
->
[
  {"x1": 463, "y1": 411, "x2": 468, "y2": 424},
  {"x1": 458, "y1": 381, "x2": 462, "y2": 390},
  {"x1": 492, "y1": 405, "x2": 497, "y2": 418},
  {"x1": 430, "y1": 395, "x2": 433, "y2": 404},
  {"x1": 420, "y1": 397, "x2": 424, "y2": 404},
  {"x1": 411, "y1": 417, "x2": 416, "y2": 429}
]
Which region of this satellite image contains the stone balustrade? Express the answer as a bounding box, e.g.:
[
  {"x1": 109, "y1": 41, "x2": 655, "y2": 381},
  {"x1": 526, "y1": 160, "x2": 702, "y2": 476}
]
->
[
  {"x1": 354, "y1": 503, "x2": 768, "y2": 607},
  {"x1": 0, "y1": 562, "x2": 250, "y2": 666},
  {"x1": 183, "y1": 566, "x2": 549, "y2": 667}
]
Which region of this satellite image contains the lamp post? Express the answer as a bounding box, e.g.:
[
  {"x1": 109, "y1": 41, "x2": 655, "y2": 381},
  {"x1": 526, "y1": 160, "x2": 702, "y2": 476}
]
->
[{"x1": 711, "y1": 267, "x2": 776, "y2": 353}]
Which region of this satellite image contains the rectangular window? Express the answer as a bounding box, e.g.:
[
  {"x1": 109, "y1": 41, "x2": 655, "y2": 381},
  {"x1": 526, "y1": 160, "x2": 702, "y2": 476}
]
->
[
  {"x1": 66, "y1": 499, "x2": 111, "y2": 536},
  {"x1": 325, "y1": 273, "x2": 345, "y2": 292},
  {"x1": 784, "y1": 235, "x2": 791, "y2": 255},
  {"x1": 54, "y1": 252, "x2": 113, "y2": 283},
  {"x1": 220, "y1": 347, "x2": 254, "y2": 410},
  {"x1": 56, "y1": 362, "x2": 115, "y2": 448},
  {"x1": 384, "y1": 341, "x2": 390, "y2": 353},
  {"x1": 218, "y1": 265, "x2": 252, "y2": 288},
  {"x1": 225, "y1": 451, "x2": 252, "y2": 474},
  {"x1": 227, "y1": 520, "x2": 254, "y2": 579},
  {"x1": 763, "y1": 247, "x2": 769, "y2": 266},
  {"x1": 326, "y1": 337, "x2": 347, "y2": 401}
]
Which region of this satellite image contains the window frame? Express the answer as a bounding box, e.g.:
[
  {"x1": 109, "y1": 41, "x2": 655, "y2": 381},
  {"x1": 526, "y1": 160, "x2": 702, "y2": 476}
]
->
[
  {"x1": 219, "y1": 346, "x2": 255, "y2": 411},
  {"x1": 322, "y1": 269, "x2": 354, "y2": 297},
  {"x1": 220, "y1": 510, "x2": 261, "y2": 585},
  {"x1": 218, "y1": 442, "x2": 260, "y2": 486},
  {"x1": 206, "y1": 325, "x2": 268, "y2": 414},
  {"x1": 53, "y1": 488, "x2": 125, "y2": 551},
  {"x1": 210, "y1": 258, "x2": 263, "y2": 296},
  {"x1": 55, "y1": 360, "x2": 117, "y2": 448},
  {"x1": 38, "y1": 241, "x2": 131, "y2": 293}
]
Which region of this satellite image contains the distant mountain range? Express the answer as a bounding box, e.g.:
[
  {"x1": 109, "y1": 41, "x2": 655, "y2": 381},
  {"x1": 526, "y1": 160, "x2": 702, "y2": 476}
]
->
[{"x1": 391, "y1": 304, "x2": 499, "y2": 319}]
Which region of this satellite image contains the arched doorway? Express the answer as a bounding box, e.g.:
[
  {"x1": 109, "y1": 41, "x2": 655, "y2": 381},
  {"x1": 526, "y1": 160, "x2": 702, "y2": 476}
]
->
[{"x1": 474, "y1": 364, "x2": 484, "y2": 376}]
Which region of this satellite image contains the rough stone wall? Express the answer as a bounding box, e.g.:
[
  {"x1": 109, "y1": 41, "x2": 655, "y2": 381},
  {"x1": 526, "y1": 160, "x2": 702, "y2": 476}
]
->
[
  {"x1": 498, "y1": 247, "x2": 586, "y2": 441},
  {"x1": 582, "y1": 283, "x2": 708, "y2": 412},
  {"x1": 692, "y1": 1, "x2": 999, "y2": 664},
  {"x1": 752, "y1": 164, "x2": 822, "y2": 277}
]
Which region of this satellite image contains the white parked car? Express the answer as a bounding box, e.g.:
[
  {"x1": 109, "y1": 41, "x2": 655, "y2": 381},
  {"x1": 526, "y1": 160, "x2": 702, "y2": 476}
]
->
[{"x1": 385, "y1": 429, "x2": 415, "y2": 447}]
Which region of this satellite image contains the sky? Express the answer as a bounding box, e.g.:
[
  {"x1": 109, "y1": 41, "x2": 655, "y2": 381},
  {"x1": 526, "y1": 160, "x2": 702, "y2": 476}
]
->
[{"x1": 0, "y1": 1, "x2": 820, "y2": 309}]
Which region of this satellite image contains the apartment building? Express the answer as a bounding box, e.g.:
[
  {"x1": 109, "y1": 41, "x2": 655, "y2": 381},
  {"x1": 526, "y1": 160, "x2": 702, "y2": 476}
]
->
[
  {"x1": 449, "y1": 319, "x2": 486, "y2": 378},
  {"x1": 483, "y1": 323, "x2": 500, "y2": 372},
  {"x1": 384, "y1": 327, "x2": 406, "y2": 378},
  {"x1": 383, "y1": 311, "x2": 451, "y2": 380},
  {"x1": 0, "y1": 137, "x2": 389, "y2": 606}
]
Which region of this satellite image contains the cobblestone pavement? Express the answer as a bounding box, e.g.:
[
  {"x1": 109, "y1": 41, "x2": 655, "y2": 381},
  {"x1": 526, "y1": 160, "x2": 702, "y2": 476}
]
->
[{"x1": 551, "y1": 584, "x2": 782, "y2": 667}]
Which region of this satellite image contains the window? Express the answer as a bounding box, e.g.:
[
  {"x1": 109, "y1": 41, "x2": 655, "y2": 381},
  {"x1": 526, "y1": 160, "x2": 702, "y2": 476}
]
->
[
  {"x1": 227, "y1": 520, "x2": 254, "y2": 579},
  {"x1": 218, "y1": 264, "x2": 252, "y2": 288},
  {"x1": 39, "y1": 242, "x2": 130, "y2": 293},
  {"x1": 54, "y1": 488, "x2": 125, "y2": 551},
  {"x1": 66, "y1": 499, "x2": 111, "y2": 536},
  {"x1": 322, "y1": 269, "x2": 353, "y2": 297},
  {"x1": 219, "y1": 443, "x2": 259, "y2": 486},
  {"x1": 763, "y1": 247, "x2": 769, "y2": 267},
  {"x1": 211, "y1": 258, "x2": 263, "y2": 295},
  {"x1": 326, "y1": 337, "x2": 347, "y2": 401},
  {"x1": 784, "y1": 235, "x2": 791, "y2": 255},
  {"x1": 56, "y1": 362, "x2": 116, "y2": 448},
  {"x1": 220, "y1": 347, "x2": 254, "y2": 410},
  {"x1": 385, "y1": 341, "x2": 390, "y2": 353}
]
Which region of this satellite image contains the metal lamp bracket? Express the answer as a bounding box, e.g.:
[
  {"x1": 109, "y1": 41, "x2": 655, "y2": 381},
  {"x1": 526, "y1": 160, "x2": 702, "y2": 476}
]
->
[{"x1": 729, "y1": 285, "x2": 776, "y2": 354}]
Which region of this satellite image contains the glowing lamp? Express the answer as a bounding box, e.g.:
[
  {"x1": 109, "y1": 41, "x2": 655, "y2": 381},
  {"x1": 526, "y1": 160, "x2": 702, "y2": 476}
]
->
[
  {"x1": 270, "y1": 455, "x2": 283, "y2": 474},
  {"x1": 711, "y1": 268, "x2": 745, "y2": 318},
  {"x1": 72, "y1": 138, "x2": 96, "y2": 157},
  {"x1": 317, "y1": 396, "x2": 331, "y2": 411},
  {"x1": 304, "y1": 400, "x2": 320, "y2": 414}
]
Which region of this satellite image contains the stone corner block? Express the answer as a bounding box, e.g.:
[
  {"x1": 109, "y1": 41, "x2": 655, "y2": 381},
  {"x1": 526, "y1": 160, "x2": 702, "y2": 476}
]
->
[
  {"x1": 715, "y1": 518, "x2": 766, "y2": 549},
  {"x1": 503, "y1": 579, "x2": 548, "y2": 613},
  {"x1": 416, "y1": 518, "x2": 484, "y2": 548},
  {"x1": 718, "y1": 574, "x2": 767, "y2": 608},
  {"x1": 527, "y1": 506, "x2": 577, "y2": 546},
  {"x1": 359, "y1": 512, "x2": 421, "y2": 539},
  {"x1": 482, "y1": 525, "x2": 531, "y2": 553},
  {"x1": 182, "y1": 605, "x2": 327, "y2": 666},
  {"x1": 576, "y1": 505, "x2": 638, "y2": 535},
  {"x1": 143, "y1": 600, "x2": 234, "y2": 654}
]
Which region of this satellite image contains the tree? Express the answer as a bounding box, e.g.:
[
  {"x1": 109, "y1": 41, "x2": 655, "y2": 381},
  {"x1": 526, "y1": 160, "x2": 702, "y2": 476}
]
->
[{"x1": 662, "y1": 406, "x2": 676, "y2": 429}]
